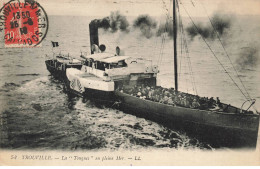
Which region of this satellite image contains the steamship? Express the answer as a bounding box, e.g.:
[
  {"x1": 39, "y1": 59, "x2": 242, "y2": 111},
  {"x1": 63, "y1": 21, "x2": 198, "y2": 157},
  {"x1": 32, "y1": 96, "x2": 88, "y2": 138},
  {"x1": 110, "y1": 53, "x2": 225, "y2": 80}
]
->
[
  {"x1": 45, "y1": 1, "x2": 259, "y2": 148},
  {"x1": 63, "y1": 20, "x2": 158, "y2": 103}
]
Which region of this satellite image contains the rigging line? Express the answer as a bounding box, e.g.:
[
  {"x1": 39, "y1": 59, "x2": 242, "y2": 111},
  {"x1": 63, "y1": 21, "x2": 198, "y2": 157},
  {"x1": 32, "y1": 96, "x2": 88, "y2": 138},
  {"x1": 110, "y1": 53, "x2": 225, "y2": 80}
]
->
[
  {"x1": 157, "y1": 26, "x2": 166, "y2": 66},
  {"x1": 155, "y1": 0, "x2": 167, "y2": 65},
  {"x1": 158, "y1": 0, "x2": 170, "y2": 67},
  {"x1": 158, "y1": 35, "x2": 165, "y2": 66},
  {"x1": 178, "y1": 30, "x2": 183, "y2": 81},
  {"x1": 183, "y1": 32, "x2": 196, "y2": 94},
  {"x1": 157, "y1": 19, "x2": 165, "y2": 65},
  {"x1": 177, "y1": 0, "x2": 189, "y2": 91},
  {"x1": 153, "y1": 33, "x2": 159, "y2": 65},
  {"x1": 178, "y1": 5, "x2": 184, "y2": 83},
  {"x1": 182, "y1": 26, "x2": 197, "y2": 94},
  {"x1": 160, "y1": 28, "x2": 168, "y2": 66},
  {"x1": 155, "y1": 20, "x2": 163, "y2": 65},
  {"x1": 157, "y1": 0, "x2": 166, "y2": 65},
  {"x1": 190, "y1": 0, "x2": 195, "y2": 7},
  {"x1": 176, "y1": 0, "x2": 183, "y2": 82},
  {"x1": 179, "y1": 21, "x2": 183, "y2": 81},
  {"x1": 177, "y1": 0, "x2": 197, "y2": 94},
  {"x1": 180, "y1": 2, "x2": 250, "y2": 100},
  {"x1": 177, "y1": 0, "x2": 195, "y2": 93},
  {"x1": 196, "y1": 0, "x2": 253, "y2": 101},
  {"x1": 183, "y1": 29, "x2": 197, "y2": 94},
  {"x1": 156, "y1": 4, "x2": 167, "y2": 60},
  {"x1": 157, "y1": 37, "x2": 162, "y2": 65},
  {"x1": 158, "y1": 29, "x2": 166, "y2": 67},
  {"x1": 158, "y1": 17, "x2": 167, "y2": 65}
]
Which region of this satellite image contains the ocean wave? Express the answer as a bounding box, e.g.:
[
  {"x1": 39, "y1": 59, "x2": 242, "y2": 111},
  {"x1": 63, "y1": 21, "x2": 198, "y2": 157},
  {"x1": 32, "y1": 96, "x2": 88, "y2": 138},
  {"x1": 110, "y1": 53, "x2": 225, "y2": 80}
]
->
[
  {"x1": 16, "y1": 73, "x2": 40, "y2": 76},
  {"x1": 2, "y1": 64, "x2": 10, "y2": 67},
  {"x1": 16, "y1": 65, "x2": 25, "y2": 68},
  {"x1": 2, "y1": 82, "x2": 20, "y2": 88},
  {"x1": 18, "y1": 76, "x2": 49, "y2": 93}
]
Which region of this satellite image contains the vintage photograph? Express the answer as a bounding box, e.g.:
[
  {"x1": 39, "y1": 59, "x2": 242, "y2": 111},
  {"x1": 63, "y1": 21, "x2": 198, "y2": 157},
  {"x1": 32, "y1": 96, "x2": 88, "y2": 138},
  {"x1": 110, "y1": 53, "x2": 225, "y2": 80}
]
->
[{"x1": 0, "y1": 0, "x2": 259, "y2": 166}]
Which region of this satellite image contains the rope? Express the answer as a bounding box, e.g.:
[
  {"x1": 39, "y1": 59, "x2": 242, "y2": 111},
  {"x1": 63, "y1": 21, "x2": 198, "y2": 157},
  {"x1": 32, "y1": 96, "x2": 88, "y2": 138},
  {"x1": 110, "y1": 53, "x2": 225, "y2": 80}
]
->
[
  {"x1": 178, "y1": 3, "x2": 183, "y2": 82},
  {"x1": 180, "y1": 1, "x2": 250, "y2": 101},
  {"x1": 158, "y1": 32, "x2": 166, "y2": 66},
  {"x1": 177, "y1": 0, "x2": 198, "y2": 95},
  {"x1": 195, "y1": 0, "x2": 253, "y2": 101},
  {"x1": 157, "y1": 0, "x2": 171, "y2": 67}
]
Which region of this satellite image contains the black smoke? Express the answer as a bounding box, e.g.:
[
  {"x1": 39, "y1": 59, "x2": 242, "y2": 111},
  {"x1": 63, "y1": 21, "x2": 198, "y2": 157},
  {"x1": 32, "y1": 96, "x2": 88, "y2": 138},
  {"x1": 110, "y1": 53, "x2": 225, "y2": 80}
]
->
[
  {"x1": 211, "y1": 14, "x2": 231, "y2": 35},
  {"x1": 236, "y1": 46, "x2": 259, "y2": 69},
  {"x1": 186, "y1": 13, "x2": 232, "y2": 40},
  {"x1": 133, "y1": 15, "x2": 157, "y2": 38},
  {"x1": 156, "y1": 21, "x2": 173, "y2": 37},
  {"x1": 109, "y1": 11, "x2": 129, "y2": 32},
  {"x1": 97, "y1": 11, "x2": 129, "y2": 32},
  {"x1": 186, "y1": 23, "x2": 212, "y2": 39},
  {"x1": 100, "y1": 17, "x2": 110, "y2": 30}
]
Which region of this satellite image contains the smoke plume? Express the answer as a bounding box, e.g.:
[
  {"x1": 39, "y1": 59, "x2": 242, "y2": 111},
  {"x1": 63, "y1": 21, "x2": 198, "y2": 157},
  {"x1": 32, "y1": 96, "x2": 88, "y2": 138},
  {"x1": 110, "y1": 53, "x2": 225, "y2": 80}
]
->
[
  {"x1": 156, "y1": 21, "x2": 173, "y2": 38},
  {"x1": 211, "y1": 13, "x2": 231, "y2": 35},
  {"x1": 109, "y1": 11, "x2": 129, "y2": 32},
  {"x1": 186, "y1": 13, "x2": 232, "y2": 40},
  {"x1": 100, "y1": 17, "x2": 110, "y2": 30},
  {"x1": 236, "y1": 45, "x2": 259, "y2": 69},
  {"x1": 133, "y1": 15, "x2": 157, "y2": 38},
  {"x1": 98, "y1": 11, "x2": 129, "y2": 32}
]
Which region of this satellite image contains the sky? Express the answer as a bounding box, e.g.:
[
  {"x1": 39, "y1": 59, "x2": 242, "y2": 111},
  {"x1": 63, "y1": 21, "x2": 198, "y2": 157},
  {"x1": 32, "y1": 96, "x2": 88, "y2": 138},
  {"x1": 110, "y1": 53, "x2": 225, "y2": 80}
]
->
[
  {"x1": 1, "y1": 0, "x2": 260, "y2": 17},
  {"x1": 39, "y1": 0, "x2": 260, "y2": 17}
]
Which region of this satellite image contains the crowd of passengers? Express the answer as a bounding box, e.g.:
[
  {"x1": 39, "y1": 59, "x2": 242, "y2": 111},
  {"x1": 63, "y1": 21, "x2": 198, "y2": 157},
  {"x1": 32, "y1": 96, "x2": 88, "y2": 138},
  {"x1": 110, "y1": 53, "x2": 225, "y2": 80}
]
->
[{"x1": 117, "y1": 85, "x2": 225, "y2": 111}]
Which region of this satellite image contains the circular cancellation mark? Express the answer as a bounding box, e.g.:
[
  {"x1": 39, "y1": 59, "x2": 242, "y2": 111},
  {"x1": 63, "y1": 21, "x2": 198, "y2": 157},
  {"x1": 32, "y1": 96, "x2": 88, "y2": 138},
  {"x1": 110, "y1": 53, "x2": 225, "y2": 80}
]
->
[{"x1": 0, "y1": 0, "x2": 48, "y2": 47}]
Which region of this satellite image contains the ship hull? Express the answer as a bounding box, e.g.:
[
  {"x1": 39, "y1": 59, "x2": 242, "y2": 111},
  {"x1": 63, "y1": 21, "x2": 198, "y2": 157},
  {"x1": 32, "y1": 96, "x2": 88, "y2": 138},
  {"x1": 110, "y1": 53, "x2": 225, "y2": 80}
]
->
[
  {"x1": 46, "y1": 59, "x2": 259, "y2": 148},
  {"x1": 63, "y1": 77, "x2": 116, "y2": 106},
  {"x1": 45, "y1": 59, "x2": 82, "y2": 80},
  {"x1": 45, "y1": 60, "x2": 63, "y2": 78},
  {"x1": 115, "y1": 91, "x2": 259, "y2": 148}
]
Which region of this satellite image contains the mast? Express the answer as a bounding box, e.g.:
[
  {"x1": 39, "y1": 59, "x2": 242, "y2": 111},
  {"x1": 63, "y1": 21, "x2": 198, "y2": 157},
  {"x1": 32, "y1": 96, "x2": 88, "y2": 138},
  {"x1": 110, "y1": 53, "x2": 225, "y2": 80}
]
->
[{"x1": 173, "y1": 0, "x2": 178, "y2": 91}]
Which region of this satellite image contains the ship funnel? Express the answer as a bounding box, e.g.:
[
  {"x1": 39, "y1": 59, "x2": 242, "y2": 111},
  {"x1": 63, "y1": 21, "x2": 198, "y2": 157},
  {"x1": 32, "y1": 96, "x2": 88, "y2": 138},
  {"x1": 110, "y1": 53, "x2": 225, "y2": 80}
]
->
[
  {"x1": 89, "y1": 20, "x2": 99, "y2": 54},
  {"x1": 89, "y1": 18, "x2": 110, "y2": 54}
]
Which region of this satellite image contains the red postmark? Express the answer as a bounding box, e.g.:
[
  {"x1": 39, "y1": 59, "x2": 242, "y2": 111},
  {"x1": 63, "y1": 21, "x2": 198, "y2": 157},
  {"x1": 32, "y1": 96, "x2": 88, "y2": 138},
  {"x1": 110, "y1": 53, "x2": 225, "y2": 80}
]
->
[{"x1": 0, "y1": 0, "x2": 48, "y2": 47}]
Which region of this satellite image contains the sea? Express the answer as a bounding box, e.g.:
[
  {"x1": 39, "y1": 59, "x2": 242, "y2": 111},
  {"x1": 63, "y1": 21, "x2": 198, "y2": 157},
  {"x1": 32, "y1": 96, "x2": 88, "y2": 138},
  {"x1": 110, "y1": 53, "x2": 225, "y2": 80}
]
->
[{"x1": 0, "y1": 15, "x2": 259, "y2": 151}]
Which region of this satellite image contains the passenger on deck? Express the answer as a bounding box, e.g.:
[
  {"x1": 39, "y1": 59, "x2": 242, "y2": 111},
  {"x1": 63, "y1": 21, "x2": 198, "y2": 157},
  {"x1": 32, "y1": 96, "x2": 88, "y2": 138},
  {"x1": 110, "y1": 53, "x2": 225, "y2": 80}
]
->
[
  {"x1": 223, "y1": 104, "x2": 230, "y2": 112},
  {"x1": 208, "y1": 97, "x2": 216, "y2": 108},
  {"x1": 216, "y1": 97, "x2": 223, "y2": 108},
  {"x1": 158, "y1": 94, "x2": 164, "y2": 103},
  {"x1": 119, "y1": 84, "x2": 225, "y2": 111},
  {"x1": 162, "y1": 95, "x2": 169, "y2": 104},
  {"x1": 154, "y1": 94, "x2": 160, "y2": 102},
  {"x1": 191, "y1": 98, "x2": 200, "y2": 109},
  {"x1": 167, "y1": 94, "x2": 175, "y2": 106},
  {"x1": 137, "y1": 91, "x2": 142, "y2": 97},
  {"x1": 132, "y1": 85, "x2": 138, "y2": 96},
  {"x1": 148, "y1": 87, "x2": 155, "y2": 100}
]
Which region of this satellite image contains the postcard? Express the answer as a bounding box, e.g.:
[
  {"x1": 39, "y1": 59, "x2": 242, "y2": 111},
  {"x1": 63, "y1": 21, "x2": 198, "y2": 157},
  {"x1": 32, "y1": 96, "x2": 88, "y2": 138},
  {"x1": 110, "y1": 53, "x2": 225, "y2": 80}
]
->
[{"x1": 0, "y1": 0, "x2": 259, "y2": 166}]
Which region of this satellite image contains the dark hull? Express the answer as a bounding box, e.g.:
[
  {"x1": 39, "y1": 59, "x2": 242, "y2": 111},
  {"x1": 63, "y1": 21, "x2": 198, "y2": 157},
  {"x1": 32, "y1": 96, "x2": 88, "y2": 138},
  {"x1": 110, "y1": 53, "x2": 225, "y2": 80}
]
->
[
  {"x1": 115, "y1": 91, "x2": 259, "y2": 148},
  {"x1": 45, "y1": 59, "x2": 82, "y2": 80}
]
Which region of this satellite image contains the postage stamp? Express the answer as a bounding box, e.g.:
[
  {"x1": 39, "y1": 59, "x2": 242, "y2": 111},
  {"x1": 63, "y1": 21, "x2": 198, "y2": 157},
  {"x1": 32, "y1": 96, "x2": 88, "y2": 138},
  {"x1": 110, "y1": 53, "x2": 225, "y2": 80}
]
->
[{"x1": 0, "y1": 0, "x2": 48, "y2": 47}]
